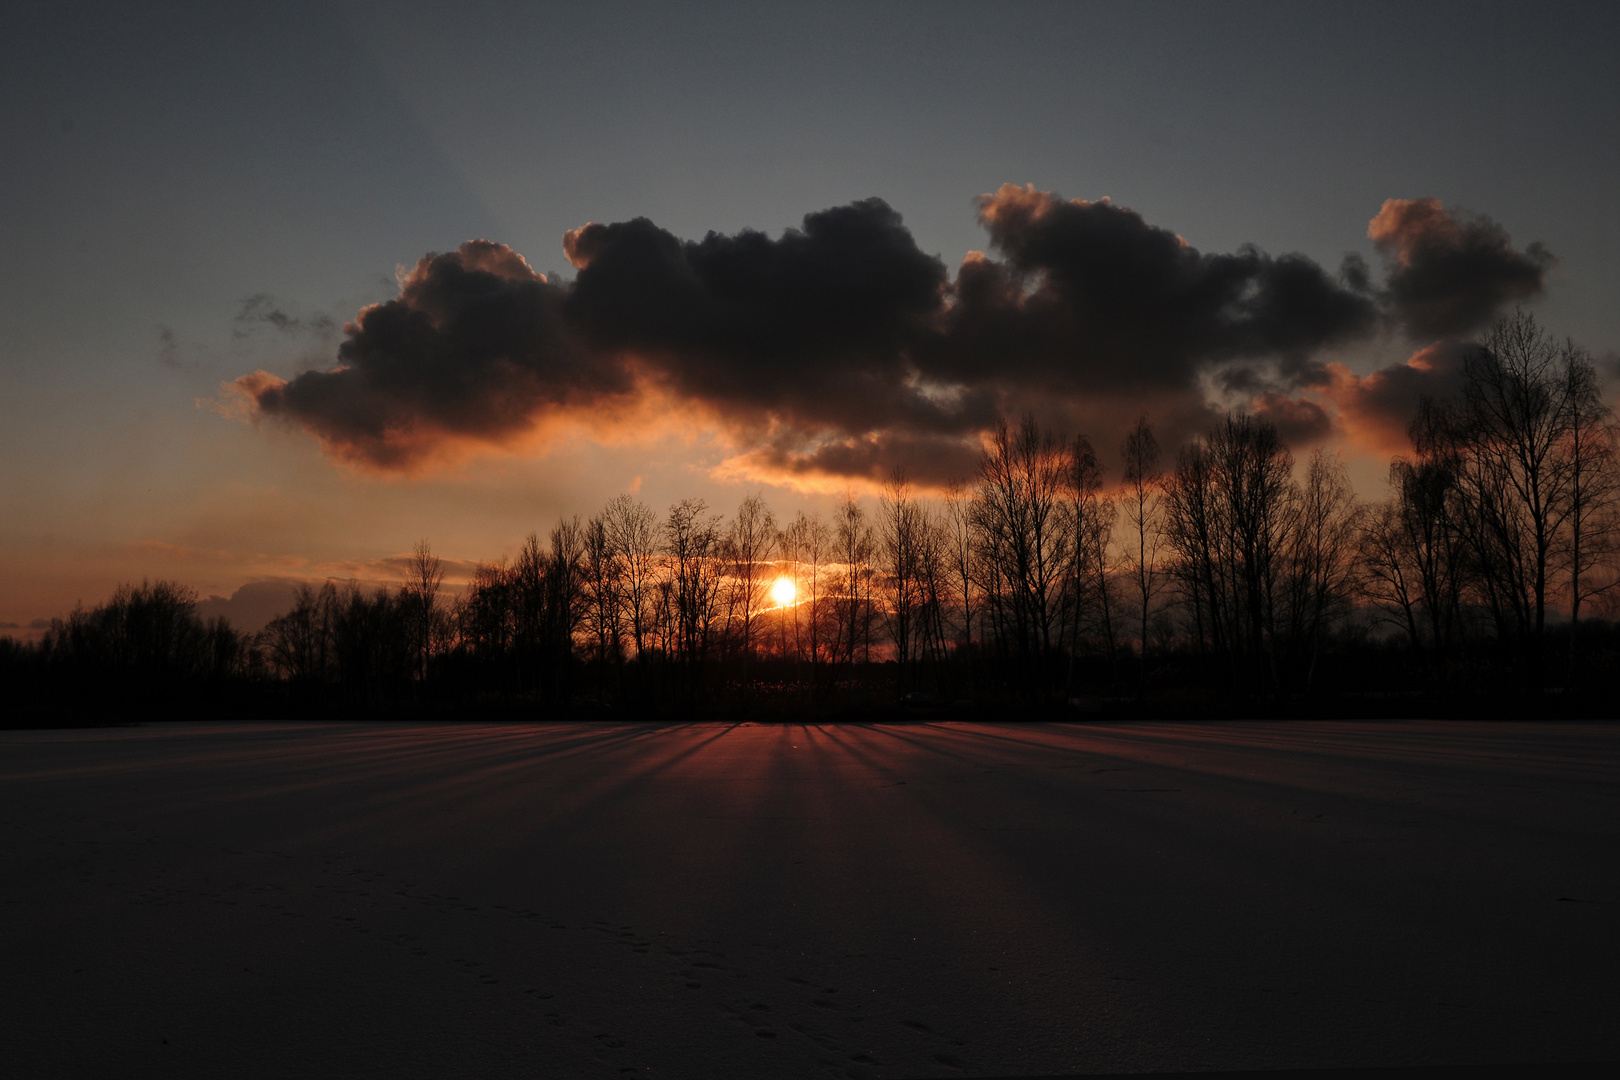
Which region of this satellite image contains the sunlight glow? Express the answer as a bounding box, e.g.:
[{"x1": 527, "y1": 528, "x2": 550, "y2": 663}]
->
[{"x1": 770, "y1": 575, "x2": 797, "y2": 607}]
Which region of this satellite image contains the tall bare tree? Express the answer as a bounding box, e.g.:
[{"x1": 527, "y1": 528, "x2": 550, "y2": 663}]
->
[
  {"x1": 779, "y1": 510, "x2": 832, "y2": 686},
  {"x1": 1162, "y1": 413, "x2": 1295, "y2": 691},
  {"x1": 1282, "y1": 449, "x2": 1361, "y2": 691},
  {"x1": 403, "y1": 539, "x2": 443, "y2": 683},
  {"x1": 1438, "y1": 312, "x2": 1588, "y2": 680},
  {"x1": 973, "y1": 415, "x2": 1072, "y2": 677},
  {"x1": 878, "y1": 470, "x2": 928, "y2": 695},
  {"x1": 508, "y1": 533, "x2": 547, "y2": 693},
  {"x1": 727, "y1": 493, "x2": 777, "y2": 695},
  {"x1": 834, "y1": 493, "x2": 874, "y2": 683},
  {"x1": 942, "y1": 481, "x2": 978, "y2": 660},
  {"x1": 544, "y1": 518, "x2": 587, "y2": 702},
  {"x1": 1070, "y1": 433, "x2": 1118, "y2": 680},
  {"x1": 1399, "y1": 402, "x2": 1467, "y2": 662},
  {"x1": 1120, "y1": 417, "x2": 1164, "y2": 672},
  {"x1": 582, "y1": 512, "x2": 625, "y2": 692},
  {"x1": 1473, "y1": 314, "x2": 1574, "y2": 656},
  {"x1": 603, "y1": 494, "x2": 659, "y2": 666},
  {"x1": 664, "y1": 499, "x2": 724, "y2": 694},
  {"x1": 1558, "y1": 348, "x2": 1620, "y2": 678},
  {"x1": 1360, "y1": 407, "x2": 1468, "y2": 676},
  {"x1": 913, "y1": 506, "x2": 953, "y2": 689},
  {"x1": 1360, "y1": 498, "x2": 1423, "y2": 653}
]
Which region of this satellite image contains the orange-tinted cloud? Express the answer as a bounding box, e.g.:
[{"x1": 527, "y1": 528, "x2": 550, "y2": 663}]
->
[{"x1": 1324, "y1": 340, "x2": 1475, "y2": 456}]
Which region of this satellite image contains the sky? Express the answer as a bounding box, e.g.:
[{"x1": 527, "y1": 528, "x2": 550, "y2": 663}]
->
[{"x1": 3, "y1": 0, "x2": 1618, "y2": 633}]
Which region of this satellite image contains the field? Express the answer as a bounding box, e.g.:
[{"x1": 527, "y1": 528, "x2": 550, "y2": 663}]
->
[{"x1": 3, "y1": 719, "x2": 1616, "y2": 1078}]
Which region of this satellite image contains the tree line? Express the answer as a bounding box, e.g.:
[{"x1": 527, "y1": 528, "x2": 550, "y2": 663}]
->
[{"x1": 5, "y1": 312, "x2": 1618, "y2": 723}]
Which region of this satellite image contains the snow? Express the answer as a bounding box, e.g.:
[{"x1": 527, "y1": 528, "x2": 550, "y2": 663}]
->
[{"x1": 3, "y1": 719, "x2": 1616, "y2": 1077}]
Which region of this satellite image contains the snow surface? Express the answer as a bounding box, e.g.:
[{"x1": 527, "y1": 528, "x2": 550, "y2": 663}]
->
[{"x1": 2, "y1": 719, "x2": 1616, "y2": 1077}]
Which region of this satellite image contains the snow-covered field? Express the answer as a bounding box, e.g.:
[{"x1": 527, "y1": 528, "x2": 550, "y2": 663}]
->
[{"x1": 3, "y1": 719, "x2": 1616, "y2": 1077}]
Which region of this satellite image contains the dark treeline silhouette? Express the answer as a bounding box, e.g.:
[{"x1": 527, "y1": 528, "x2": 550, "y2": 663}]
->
[
  {"x1": 1, "y1": 580, "x2": 261, "y2": 722},
  {"x1": 6, "y1": 313, "x2": 1620, "y2": 726}
]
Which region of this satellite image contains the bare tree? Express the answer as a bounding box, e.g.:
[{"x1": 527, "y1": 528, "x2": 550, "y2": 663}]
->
[
  {"x1": 834, "y1": 493, "x2": 875, "y2": 686},
  {"x1": 1361, "y1": 406, "x2": 1468, "y2": 681},
  {"x1": 1120, "y1": 417, "x2": 1164, "y2": 675},
  {"x1": 403, "y1": 539, "x2": 444, "y2": 683},
  {"x1": 546, "y1": 517, "x2": 587, "y2": 670},
  {"x1": 727, "y1": 493, "x2": 777, "y2": 695},
  {"x1": 583, "y1": 512, "x2": 625, "y2": 692},
  {"x1": 785, "y1": 510, "x2": 834, "y2": 693},
  {"x1": 942, "y1": 481, "x2": 978, "y2": 659},
  {"x1": 664, "y1": 499, "x2": 724, "y2": 695},
  {"x1": 1161, "y1": 413, "x2": 1295, "y2": 692},
  {"x1": 327, "y1": 582, "x2": 416, "y2": 702},
  {"x1": 509, "y1": 533, "x2": 548, "y2": 693},
  {"x1": 1282, "y1": 449, "x2": 1362, "y2": 691},
  {"x1": 1557, "y1": 348, "x2": 1620, "y2": 679},
  {"x1": 1360, "y1": 498, "x2": 1424, "y2": 652},
  {"x1": 263, "y1": 581, "x2": 338, "y2": 686},
  {"x1": 804, "y1": 513, "x2": 833, "y2": 676},
  {"x1": 1069, "y1": 434, "x2": 1118, "y2": 681},
  {"x1": 972, "y1": 415, "x2": 1072, "y2": 680},
  {"x1": 878, "y1": 470, "x2": 928, "y2": 695},
  {"x1": 913, "y1": 506, "x2": 953, "y2": 691},
  {"x1": 1454, "y1": 313, "x2": 1583, "y2": 678},
  {"x1": 1163, "y1": 436, "x2": 1220, "y2": 661},
  {"x1": 603, "y1": 494, "x2": 659, "y2": 666},
  {"x1": 777, "y1": 512, "x2": 806, "y2": 670},
  {"x1": 457, "y1": 560, "x2": 514, "y2": 666},
  {"x1": 1221, "y1": 413, "x2": 1295, "y2": 687}
]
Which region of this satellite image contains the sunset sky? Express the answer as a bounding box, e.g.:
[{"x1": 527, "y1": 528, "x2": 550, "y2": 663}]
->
[{"x1": 4, "y1": 1, "x2": 1618, "y2": 633}]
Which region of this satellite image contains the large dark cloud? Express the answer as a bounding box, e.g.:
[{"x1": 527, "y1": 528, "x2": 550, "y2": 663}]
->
[
  {"x1": 928, "y1": 185, "x2": 1378, "y2": 393},
  {"x1": 232, "y1": 188, "x2": 1555, "y2": 482},
  {"x1": 1369, "y1": 198, "x2": 1552, "y2": 340},
  {"x1": 562, "y1": 199, "x2": 973, "y2": 439},
  {"x1": 243, "y1": 241, "x2": 614, "y2": 469}
]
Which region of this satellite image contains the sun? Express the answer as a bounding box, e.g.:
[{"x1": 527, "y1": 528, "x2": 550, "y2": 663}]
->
[{"x1": 769, "y1": 575, "x2": 797, "y2": 607}]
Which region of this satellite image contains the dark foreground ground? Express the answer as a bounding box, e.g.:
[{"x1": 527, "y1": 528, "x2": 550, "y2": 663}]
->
[{"x1": 1, "y1": 719, "x2": 1615, "y2": 1078}]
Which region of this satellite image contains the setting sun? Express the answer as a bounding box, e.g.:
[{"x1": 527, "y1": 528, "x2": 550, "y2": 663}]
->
[{"x1": 770, "y1": 575, "x2": 797, "y2": 607}]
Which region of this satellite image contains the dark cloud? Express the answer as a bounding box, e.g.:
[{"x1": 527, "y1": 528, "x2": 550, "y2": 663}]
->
[
  {"x1": 231, "y1": 188, "x2": 1555, "y2": 481},
  {"x1": 723, "y1": 429, "x2": 985, "y2": 489},
  {"x1": 564, "y1": 199, "x2": 965, "y2": 438},
  {"x1": 1370, "y1": 198, "x2": 1552, "y2": 340},
  {"x1": 1248, "y1": 392, "x2": 1334, "y2": 449},
  {"x1": 240, "y1": 206, "x2": 975, "y2": 473},
  {"x1": 923, "y1": 185, "x2": 1378, "y2": 395},
  {"x1": 239, "y1": 241, "x2": 620, "y2": 469}
]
